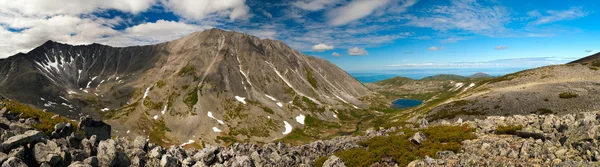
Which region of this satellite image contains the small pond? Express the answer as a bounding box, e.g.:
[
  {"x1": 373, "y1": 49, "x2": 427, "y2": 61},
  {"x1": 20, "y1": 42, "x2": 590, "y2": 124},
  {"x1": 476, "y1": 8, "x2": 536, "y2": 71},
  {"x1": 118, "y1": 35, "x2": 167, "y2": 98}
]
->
[{"x1": 391, "y1": 99, "x2": 423, "y2": 109}]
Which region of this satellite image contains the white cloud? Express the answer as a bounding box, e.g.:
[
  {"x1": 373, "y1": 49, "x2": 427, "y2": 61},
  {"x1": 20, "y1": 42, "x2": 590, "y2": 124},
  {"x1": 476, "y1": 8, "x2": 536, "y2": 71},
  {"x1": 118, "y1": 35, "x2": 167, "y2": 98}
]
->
[
  {"x1": 529, "y1": 7, "x2": 588, "y2": 25},
  {"x1": 428, "y1": 46, "x2": 444, "y2": 51},
  {"x1": 312, "y1": 43, "x2": 334, "y2": 51},
  {"x1": 332, "y1": 52, "x2": 341, "y2": 57},
  {"x1": 120, "y1": 20, "x2": 208, "y2": 44},
  {"x1": 440, "y1": 37, "x2": 468, "y2": 43},
  {"x1": 327, "y1": 0, "x2": 416, "y2": 26},
  {"x1": 405, "y1": 0, "x2": 510, "y2": 33},
  {"x1": 585, "y1": 50, "x2": 593, "y2": 53},
  {"x1": 494, "y1": 46, "x2": 508, "y2": 50},
  {"x1": 161, "y1": 0, "x2": 250, "y2": 21},
  {"x1": 293, "y1": 0, "x2": 342, "y2": 11},
  {"x1": 347, "y1": 47, "x2": 368, "y2": 56},
  {"x1": 0, "y1": 0, "x2": 156, "y2": 16}
]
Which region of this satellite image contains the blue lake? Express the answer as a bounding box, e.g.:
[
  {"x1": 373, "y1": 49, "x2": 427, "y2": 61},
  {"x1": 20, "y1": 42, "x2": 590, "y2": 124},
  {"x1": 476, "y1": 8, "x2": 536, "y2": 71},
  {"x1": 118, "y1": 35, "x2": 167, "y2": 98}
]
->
[{"x1": 391, "y1": 99, "x2": 423, "y2": 109}]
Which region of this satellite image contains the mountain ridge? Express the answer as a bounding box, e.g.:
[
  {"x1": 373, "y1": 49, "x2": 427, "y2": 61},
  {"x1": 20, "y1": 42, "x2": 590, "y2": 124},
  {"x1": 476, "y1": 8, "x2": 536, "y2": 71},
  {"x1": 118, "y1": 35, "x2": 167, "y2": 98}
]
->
[{"x1": 0, "y1": 28, "x2": 372, "y2": 145}]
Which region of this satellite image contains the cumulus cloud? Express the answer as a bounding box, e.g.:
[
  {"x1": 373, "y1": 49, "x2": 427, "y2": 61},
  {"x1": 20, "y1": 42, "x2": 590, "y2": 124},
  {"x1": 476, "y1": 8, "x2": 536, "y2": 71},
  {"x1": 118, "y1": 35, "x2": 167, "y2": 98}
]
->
[
  {"x1": 293, "y1": 0, "x2": 342, "y2": 11},
  {"x1": 494, "y1": 46, "x2": 508, "y2": 50},
  {"x1": 428, "y1": 46, "x2": 444, "y2": 51},
  {"x1": 529, "y1": 7, "x2": 588, "y2": 25},
  {"x1": 347, "y1": 47, "x2": 368, "y2": 56},
  {"x1": 161, "y1": 0, "x2": 250, "y2": 21},
  {"x1": 0, "y1": 0, "x2": 156, "y2": 16},
  {"x1": 120, "y1": 20, "x2": 209, "y2": 44},
  {"x1": 327, "y1": 0, "x2": 417, "y2": 26},
  {"x1": 332, "y1": 52, "x2": 341, "y2": 57},
  {"x1": 312, "y1": 43, "x2": 335, "y2": 52}
]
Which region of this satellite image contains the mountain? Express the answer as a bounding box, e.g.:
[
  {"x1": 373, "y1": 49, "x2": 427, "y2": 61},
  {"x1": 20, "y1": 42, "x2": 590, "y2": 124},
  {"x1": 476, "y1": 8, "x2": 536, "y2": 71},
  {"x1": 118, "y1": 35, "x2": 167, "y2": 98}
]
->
[
  {"x1": 0, "y1": 28, "x2": 371, "y2": 145},
  {"x1": 469, "y1": 72, "x2": 492, "y2": 79},
  {"x1": 424, "y1": 60, "x2": 600, "y2": 121}
]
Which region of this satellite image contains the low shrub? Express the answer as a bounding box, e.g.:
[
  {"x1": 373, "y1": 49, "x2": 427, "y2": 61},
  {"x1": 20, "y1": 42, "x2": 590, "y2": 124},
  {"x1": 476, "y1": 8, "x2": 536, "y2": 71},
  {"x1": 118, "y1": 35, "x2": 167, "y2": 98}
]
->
[
  {"x1": 496, "y1": 125, "x2": 523, "y2": 135},
  {"x1": 559, "y1": 92, "x2": 577, "y2": 99}
]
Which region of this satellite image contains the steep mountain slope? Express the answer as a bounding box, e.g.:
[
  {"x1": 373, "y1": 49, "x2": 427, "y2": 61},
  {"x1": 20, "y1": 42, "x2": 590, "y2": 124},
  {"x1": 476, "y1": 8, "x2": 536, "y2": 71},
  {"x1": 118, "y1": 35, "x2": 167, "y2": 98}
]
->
[
  {"x1": 425, "y1": 62, "x2": 600, "y2": 121},
  {"x1": 0, "y1": 28, "x2": 371, "y2": 145}
]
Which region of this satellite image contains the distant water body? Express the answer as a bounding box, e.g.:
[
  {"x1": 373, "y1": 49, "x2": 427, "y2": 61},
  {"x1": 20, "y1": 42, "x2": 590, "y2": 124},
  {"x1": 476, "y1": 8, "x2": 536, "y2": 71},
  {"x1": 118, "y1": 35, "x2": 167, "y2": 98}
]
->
[
  {"x1": 350, "y1": 67, "x2": 528, "y2": 83},
  {"x1": 391, "y1": 99, "x2": 423, "y2": 109}
]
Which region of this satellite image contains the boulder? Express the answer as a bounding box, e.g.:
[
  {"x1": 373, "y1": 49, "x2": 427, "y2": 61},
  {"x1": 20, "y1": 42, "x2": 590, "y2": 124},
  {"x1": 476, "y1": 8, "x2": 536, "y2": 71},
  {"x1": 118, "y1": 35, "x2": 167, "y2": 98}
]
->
[
  {"x1": 83, "y1": 156, "x2": 98, "y2": 167},
  {"x1": 81, "y1": 135, "x2": 97, "y2": 157},
  {"x1": 33, "y1": 140, "x2": 62, "y2": 166},
  {"x1": 133, "y1": 136, "x2": 147, "y2": 151},
  {"x1": 409, "y1": 131, "x2": 427, "y2": 145},
  {"x1": 68, "y1": 161, "x2": 92, "y2": 167},
  {"x1": 322, "y1": 155, "x2": 346, "y2": 167},
  {"x1": 97, "y1": 139, "x2": 117, "y2": 167},
  {"x1": 149, "y1": 146, "x2": 165, "y2": 159},
  {"x1": 436, "y1": 151, "x2": 456, "y2": 159},
  {"x1": 1, "y1": 157, "x2": 27, "y2": 167},
  {"x1": 160, "y1": 154, "x2": 179, "y2": 167},
  {"x1": 78, "y1": 117, "x2": 111, "y2": 141},
  {"x1": 0, "y1": 130, "x2": 45, "y2": 152},
  {"x1": 7, "y1": 146, "x2": 24, "y2": 160},
  {"x1": 51, "y1": 122, "x2": 73, "y2": 139}
]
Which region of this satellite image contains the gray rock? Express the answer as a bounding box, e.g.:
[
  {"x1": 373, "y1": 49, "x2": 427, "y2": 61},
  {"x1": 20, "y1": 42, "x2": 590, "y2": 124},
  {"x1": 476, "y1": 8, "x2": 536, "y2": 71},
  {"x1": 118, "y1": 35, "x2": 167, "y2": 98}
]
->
[
  {"x1": 83, "y1": 156, "x2": 98, "y2": 167},
  {"x1": 39, "y1": 162, "x2": 51, "y2": 167},
  {"x1": 81, "y1": 135, "x2": 97, "y2": 157},
  {"x1": 420, "y1": 118, "x2": 429, "y2": 128},
  {"x1": 409, "y1": 131, "x2": 427, "y2": 145},
  {"x1": 68, "y1": 161, "x2": 92, "y2": 167},
  {"x1": 149, "y1": 146, "x2": 165, "y2": 159},
  {"x1": 322, "y1": 155, "x2": 346, "y2": 167},
  {"x1": 0, "y1": 153, "x2": 7, "y2": 165},
  {"x1": 0, "y1": 130, "x2": 44, "y2": 151},
  {"x1": 78, "y1": 116, "x2": 111, "y2": 141},
  {"x1": 33, "y1": 140, "x2": 62, "y2": 166},
  {"x1": 97, "y1": 139, "x2": 117, "y2": 167},
  {"x1": 133, "y1": 136, "x2": 147, "y2": 151},
  {"x1": 7, "y1": 146, "x2": 24, "y2": 160},
  {"x1": 232, "y1": 156, "x2": 253, "y2": 167},
  {"x1": 160, "y1": 154, "x2": 179, "y2": 167},
  {"x1": 436, "y1": 151, "x2": 456, "y2": 159},
  {"x1": 1, "y1": 157, "x2": 27, "y2": 167},
  {"x1": 51, "y1": 122, "x2": 73, "y2": 138}
]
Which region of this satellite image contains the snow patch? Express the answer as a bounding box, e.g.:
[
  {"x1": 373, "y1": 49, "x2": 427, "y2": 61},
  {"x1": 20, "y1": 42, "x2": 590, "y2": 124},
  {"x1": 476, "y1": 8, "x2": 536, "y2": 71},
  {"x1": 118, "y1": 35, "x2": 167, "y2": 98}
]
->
[
  {"x1": 265, "y1": 94, "x2": 277, "y2": 101},
  {"x1": 276, "y1": 102, "x2": 283, "y2": 108},
  {"x1": 180, "y1": 140, "x2": 195, "y2": 147},
  {"x1": 100, "y1": 108, "x2": 109, "y2": 112},
  {"x1": 161, "y1": 103, "x2": 168, "y2": 115},
  {"x1": 208, "y1": 112, "x2": 225, "y2": 125},
  {"x1": 295, "y1": 114, "x2": 305, "y2": 125},
  {"x1": 333, "y1": 114, "x2": 338, "y2": 118},
  {"x1": 212, "y1": 127, "x2": 222, "y2": 133},
  {"x1": 143, "y1": 86, "x2": 152, "y2": 100},
  {"x1": 153, "y1": 115, "x2": 159, "y2": 120},
  {"x1": 282, "y1": 121, "x2": 293, "y2": 135},
  {"x1": 235, "y1": 96, "x2": 246, "y2": 104},
  {"x1": 126, "y1": 130, "x2": 130, "y2": 134}
]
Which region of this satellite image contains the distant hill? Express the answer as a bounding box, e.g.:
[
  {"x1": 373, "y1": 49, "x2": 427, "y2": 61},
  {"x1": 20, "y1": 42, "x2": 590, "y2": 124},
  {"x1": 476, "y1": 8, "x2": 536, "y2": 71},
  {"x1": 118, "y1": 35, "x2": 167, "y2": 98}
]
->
[
  {"x1": 421, "y1": 74, "x2": 470, "y2": 81},
  {"x1": 469, "y1": 72, "x2": 492, "y2": 79}
]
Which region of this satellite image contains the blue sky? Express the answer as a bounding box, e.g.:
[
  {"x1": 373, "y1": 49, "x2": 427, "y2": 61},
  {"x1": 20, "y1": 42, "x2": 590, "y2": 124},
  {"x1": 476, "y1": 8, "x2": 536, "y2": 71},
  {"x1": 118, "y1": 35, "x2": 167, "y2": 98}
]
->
[{"x1": 0, "y1": 0, "x2": 598, "y2": 72}]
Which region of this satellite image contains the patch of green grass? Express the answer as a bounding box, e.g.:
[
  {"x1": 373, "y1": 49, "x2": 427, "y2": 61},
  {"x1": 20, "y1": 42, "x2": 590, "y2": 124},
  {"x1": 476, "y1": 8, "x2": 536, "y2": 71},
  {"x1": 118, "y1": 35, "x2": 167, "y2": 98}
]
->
[
  {"x1": 428, "y1": 108, "x2": 485, "y2": 121},
  {"x1": 559, "y1": 92, "x2": 577, "y2": 99},
  {"x1": 261, "y1": 106, "x2": 274, "y2": 114},
  {"x1": 183, "y1": 87, "x2": 198, "y2": 109},
  {"x1": 495, "y1": 125, "x2": 523, "y2": 135},
  {"x1": 332, "y1": 125, "x2": 475, "y2": 167},
  {"x1": 306, "y1": 69, "x2": 318, "y2": 88},
  {"x1": 143, "y1": 97, "x2": 164, "y2": 110},
  {"x1": 178, "y1": 65, "x2": 197, "y2": 76},
  {"x1": 2, "y1": 100, "x2": 78, "y2": 135},
  {"x1": 156, "y1": 80, "x2": 167, "y2": 88}
]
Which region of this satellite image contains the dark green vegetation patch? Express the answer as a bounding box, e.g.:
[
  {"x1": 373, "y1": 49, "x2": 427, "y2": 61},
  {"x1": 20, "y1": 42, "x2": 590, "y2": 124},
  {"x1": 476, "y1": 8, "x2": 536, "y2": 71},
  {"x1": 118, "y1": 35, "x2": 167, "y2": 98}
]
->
[
  {"x1": 495, "y1": 125, "x2": 523, "y2": 135},
  {"x1": 317, "y1": 125, "x2": 475, "y2": 167},
  {"x1": 559, "y1": 92, "x2": 578, "y2": 99}
]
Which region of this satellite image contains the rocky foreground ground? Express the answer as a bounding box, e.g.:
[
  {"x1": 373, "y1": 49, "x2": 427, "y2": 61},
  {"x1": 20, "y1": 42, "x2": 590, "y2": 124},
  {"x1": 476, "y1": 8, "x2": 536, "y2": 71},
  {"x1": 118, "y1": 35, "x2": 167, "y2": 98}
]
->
[{"x1": 3, "y1": 98, "x2": 600, "y2": 167}]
